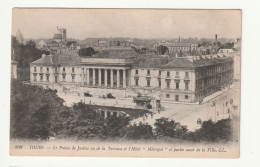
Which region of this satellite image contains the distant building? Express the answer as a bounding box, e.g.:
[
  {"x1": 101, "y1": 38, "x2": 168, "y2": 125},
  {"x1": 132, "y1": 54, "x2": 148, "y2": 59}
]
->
[
  {"x1": 30, "y1": 49, "x2": 234, "y2": 103},
  {"x1": 155, "y1": 41, "x2": 198, "y2": 54},
  {"x1": 53, "y1": 26, "x2": 67, "y2": 43}
]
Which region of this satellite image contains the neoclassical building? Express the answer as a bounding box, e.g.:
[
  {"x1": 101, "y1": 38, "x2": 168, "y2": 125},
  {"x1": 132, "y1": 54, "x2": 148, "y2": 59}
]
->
[{"x1": 30, "y1": 49, "x2": 234, "y2": 103}]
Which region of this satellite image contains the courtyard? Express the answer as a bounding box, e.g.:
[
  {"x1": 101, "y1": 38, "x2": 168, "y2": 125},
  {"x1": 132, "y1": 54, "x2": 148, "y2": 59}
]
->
[{"x1": 56, "y1": 82, "x2": 240, "y2": 132}]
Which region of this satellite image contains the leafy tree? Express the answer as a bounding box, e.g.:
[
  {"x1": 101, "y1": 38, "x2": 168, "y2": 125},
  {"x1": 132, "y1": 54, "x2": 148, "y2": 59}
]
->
[
  {"x1": 184, "y1": 119, "x2": 233, "y2": 142},
  {"x1": 125, "y1": 122, "x2": 154, "y2": 140},
  {"x1": 103, "y1": 115, "x2": 131, "y2": 138},
  {"x1": 62, "y1": 102, "x2": 105, "y2": 139},
  {"x1": 78, "y1": 47, "x2": 98, "y2": 57},
  {"x1": 26, "y1": 40, "x2": 36, "y2": 48},
  {"x1": 11, "y1": 37, "x2": 49, "y2": 81},
  {"x1": 132, "y1": 46, "x2": 148, "y2": 54},
  {"x1": 220, "y1": 42, "x2": 234, "y2": 49},
  {"x1": 154, "y1": 117, "x2": 188, "y2": 139},
  {"x1": 66, "y1": 41, "x2": 77, "y2": 47},
  {"x1": 156, "y1": 45, "x2": 169, "y2": 55},
  {"x1": 10, "y1": 80, "x2": 66, "y2": 139}
]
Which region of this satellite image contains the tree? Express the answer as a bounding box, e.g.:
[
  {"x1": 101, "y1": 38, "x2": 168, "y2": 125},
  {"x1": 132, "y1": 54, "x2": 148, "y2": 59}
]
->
[
  {"x1": 125, "y1": 122, "x2": 154, "y2": 140},
  {"x1": 78, "y1": 47, "x2": 98, "y2": 57},
  {"x1": 132, "y1": 46, "x2": 148, "y2": 54},
  {"x1": 11, "y1": 39, "x2": 49, "y2": 81},
  {"x1": 66, "y1": 41, "x2": 77, "y2": 47},
  {"x1": 154, "y1": 117, "x2": 188, "y2": 139},
  {"x1": 103, "y1": 115, "x2": 131, "y2": 138},
  {"x1": 184, "y1": 119, "x2": 233, "y2": 142},
  {"x1": 10, "y1": 80, "x2": 66, "y2": 139},
  {"x1": 156, "y1": 45, "x2": 169, "y2": 55},
  {"x1": 26, "y1": 40, "x2": 36, "y2": 48},
  {"x1": 63, "y1": 102, "x2": 105, "y2": 139}
]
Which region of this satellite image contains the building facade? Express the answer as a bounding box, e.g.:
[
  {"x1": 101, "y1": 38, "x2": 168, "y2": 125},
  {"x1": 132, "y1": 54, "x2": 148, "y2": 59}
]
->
[{"x1": 30, "y1": 49, "x2": 234, "y2": 103}]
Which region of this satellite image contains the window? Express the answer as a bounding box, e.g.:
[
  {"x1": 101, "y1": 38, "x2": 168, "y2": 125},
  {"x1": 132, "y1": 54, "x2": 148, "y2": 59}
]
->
[
  {"x1": 176, "y1": 71, "x2": 179, "y2": 77},
  {"x1": 158, "y1": 79, "x2": 161, "y2": 87},
  {"x1": 166, "y1": 94, "x2": 170, "y2": 98},
  {"x1": 33, "y1": 74, "x2": 37, "y2": 81},
  {"x1": 40, "y1": 67, "x2": 43, "y2": 72},
  {"x1": 166, "y1": 81, "x2": 170, "y2": 89},
  {"x1": 63, "y1": 67, "x2": 65, "y2": 72},
  {"x1": 159, "y1": 70, "x2": 161, "y2": 76},
  {"x1": 47, "y1": 67, "x2": 49, "y2": 72},
  {"x1": 55, "y1": 76, "x2": 58, "y2": 83},
  {"x1": 62, "y1": 74, "x2": 66, "y2": 81},
  {"x1": 46, "y1": 75, "x2": 49, "y2": 82},
  {"x1": 72, "y1": 67, "x2": 75, "y2": 73},
  {"x1": 72, "y1": 75, "x2": 75, "y2": 82},
  {"x1": 185, "y1": 82, "x2": 189, "y2": 90},
  {"x1": 147, "y1": 79, "x2": 150, "y2": 87},
  {"x1": 40, "y1": 74, "x2": 43, "y2": 81},
  {"x1": 185, "y1": 72, "x2": 189, "y2": 77},
  {"x1": 176, "y1": 82, "x2": 179, "y2": 89},
  {"x1": 34, "y1": 67, "x2": 36, "y2": 72},
  {"x1": 175, "y1": 95, "x2": 179, "y2": 101},
  {"x1": 147, "y1": 70, "x2": 150, "y2": 75},
  {"x1": 185, "y1": 95, "x2": 188, "y2": 99},
  {"x1": 135, "y1": 78, "x2": 139, "y2": 86},
  {"x1": 55, "y1": 67, "x2": 58, "y2": 73},
  {"x1": 167, "y1": 71, "x2": 170, "y2": 77},
  {"x1": 135, "y1": 69, "x2": 138, "y2": 74}
]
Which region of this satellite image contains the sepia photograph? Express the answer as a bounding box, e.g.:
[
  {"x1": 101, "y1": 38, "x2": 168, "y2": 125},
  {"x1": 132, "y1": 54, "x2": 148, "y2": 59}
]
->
[{"x1": 9, "y1": 8, "x2": 241, "y2": 158}]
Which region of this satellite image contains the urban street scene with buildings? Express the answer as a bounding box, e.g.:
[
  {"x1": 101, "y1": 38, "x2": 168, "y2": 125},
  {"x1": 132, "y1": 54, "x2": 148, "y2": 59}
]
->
[{"x1": 10, "y1": 9, "x2": 241, "y2": 151}]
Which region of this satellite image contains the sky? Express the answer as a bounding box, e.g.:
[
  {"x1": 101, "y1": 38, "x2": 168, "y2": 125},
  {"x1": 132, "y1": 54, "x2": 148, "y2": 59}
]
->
[{"x1": 12, "y1": 9, "x2": 242, "y2": 40}]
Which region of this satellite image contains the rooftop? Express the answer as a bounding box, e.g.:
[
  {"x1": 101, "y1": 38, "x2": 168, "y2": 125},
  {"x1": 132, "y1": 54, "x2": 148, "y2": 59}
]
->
[
  {"x1": 30, "y1": 54, "x2": 81, "y2": 66},
  {"x1": 30, "y1": 49, "x2": 233, "y2": 69},
  {"x1": 92, "y1": 49, "x2": 139, "y2": 59}
]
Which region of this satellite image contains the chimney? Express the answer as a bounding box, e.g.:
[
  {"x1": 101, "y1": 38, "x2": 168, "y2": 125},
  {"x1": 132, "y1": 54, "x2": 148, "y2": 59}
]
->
[
  {"x1": 42, "y1": 54, "x2": 46, "y2": 58},
  {"x1": 179, "y1": 36, "x2": 181, "y2": 43},
  {"x1": 215, "y1": 34, "x2": 218, "y2": 42}
]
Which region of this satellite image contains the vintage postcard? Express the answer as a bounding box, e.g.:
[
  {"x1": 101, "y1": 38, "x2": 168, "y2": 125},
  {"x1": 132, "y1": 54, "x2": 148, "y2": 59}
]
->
[{"x1": 10, "y1": 8, "x2": 241, "y2": 158}]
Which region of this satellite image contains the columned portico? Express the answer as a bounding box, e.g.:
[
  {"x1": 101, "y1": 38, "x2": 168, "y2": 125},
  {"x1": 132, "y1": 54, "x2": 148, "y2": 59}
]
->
[{"x1": 84, "y1": 67, "x2": 128, "y2": 89}]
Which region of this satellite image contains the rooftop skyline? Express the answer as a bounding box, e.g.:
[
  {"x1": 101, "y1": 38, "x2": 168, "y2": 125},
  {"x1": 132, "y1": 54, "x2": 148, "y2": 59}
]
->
[{"x1": 12, "y1": 9, "x2": 241, "y2": 40}]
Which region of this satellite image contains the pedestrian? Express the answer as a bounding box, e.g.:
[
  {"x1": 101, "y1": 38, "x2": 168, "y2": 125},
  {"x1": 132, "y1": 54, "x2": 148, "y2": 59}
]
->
[{"x1": 145, "y1": 113, "x2": 148, "y2": 119}]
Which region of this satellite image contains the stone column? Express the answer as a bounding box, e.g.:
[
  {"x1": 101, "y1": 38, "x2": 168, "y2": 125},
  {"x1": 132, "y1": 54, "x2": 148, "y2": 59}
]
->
[
  {"x1": 104, "y1": 69, "x2": 107, "y2": 87},
  {"x1": 110, "y1": 69, "x2": 113, "y2": 87},
  {"x1": 81, "y1": 68, "x2": 84, "y2": 86},
  {"x1": 104, "y1": 111, "x2": 107, "y2": 118},
  {"x1": 93, "y1": 68, "x2": 96, "y2": 86},
  {"x1": 123, "y1": 69, "x2": 126, "y2": 88},
  {"x1": 86, "y1": 68, "x2": 89, "y2": 86},
  {"x1": 117, "y1": 69, "x2": 120, "y2": 87},
  {"x1": 98, "y1": 69, "x2": 101, "y2": 87}
]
